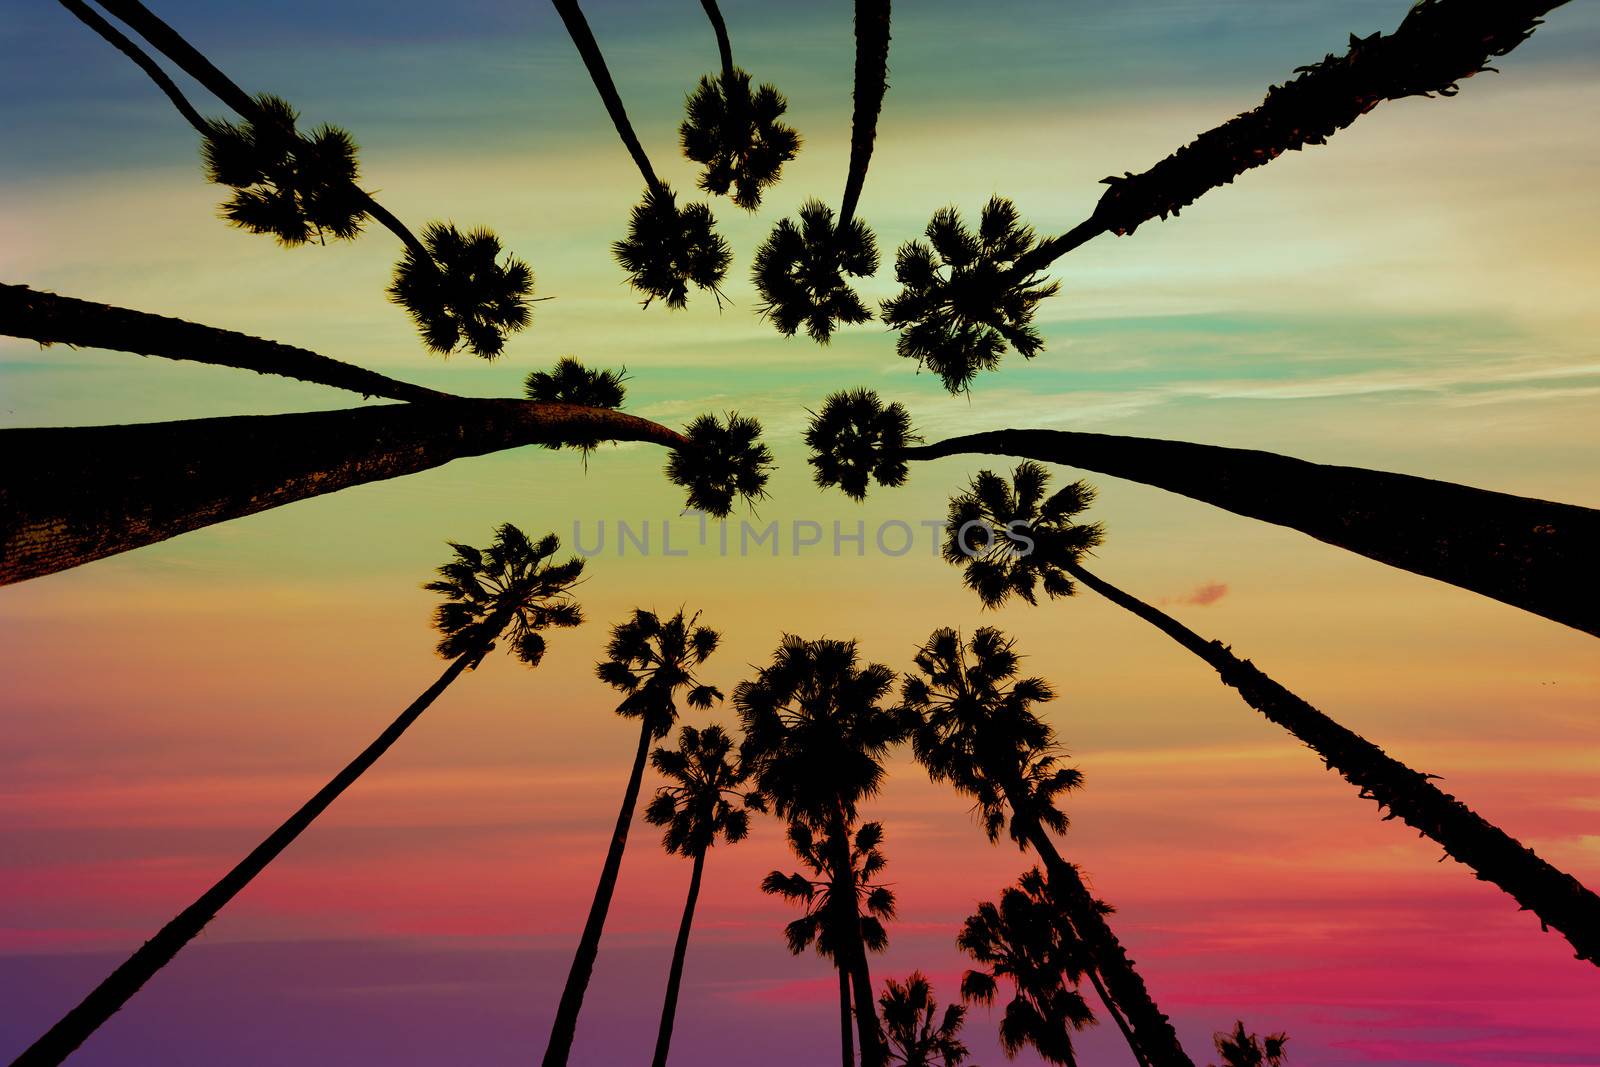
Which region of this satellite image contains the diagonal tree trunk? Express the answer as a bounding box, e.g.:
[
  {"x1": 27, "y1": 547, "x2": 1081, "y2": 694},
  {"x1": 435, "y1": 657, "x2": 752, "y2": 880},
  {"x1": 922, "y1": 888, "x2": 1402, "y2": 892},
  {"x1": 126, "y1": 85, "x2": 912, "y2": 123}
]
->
[
  {"x1": 0, "y1": 399, "x2": 687, "y2": 587},
  {"x1": 550, "y1": 0, "x2": 661, "y2": 192},
  {"x1": 543, "y1": 721, "x2": 656, "y2": 1066},
  {"x1": 1, "y1": 284, "x2": 454, "y2": 404},
  {"x1": 650, "y1": 846, "x2": 706, "y2": 1067},
  {"x1": 1083, "y1": 966, "x2": 1151, "y2": 1067},
  {"x1": 836, "y1": 0, "x2": 891, "y2": 229},
  {"x1": 903, "y1": 429, "x2": 1600, "y2": 638},
  {"x1": 10, "y1": 635, "x2": 497, "y2": 1067},
  {"x1": 1063, "y1": 559, "x2": 1600, "y2": 966}
]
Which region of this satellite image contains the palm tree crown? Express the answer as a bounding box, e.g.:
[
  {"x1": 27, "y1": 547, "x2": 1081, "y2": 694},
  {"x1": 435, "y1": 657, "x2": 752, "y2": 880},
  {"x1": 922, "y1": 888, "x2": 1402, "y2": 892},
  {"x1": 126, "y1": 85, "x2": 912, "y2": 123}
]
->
[
  {"x1": 681, "y1": 69, "x2": 801, "y2": 210},
  {"x1": 665, "y1": 412, "x2": 775, "y2": 518},
  {"x1": 761, "y1": 819, "x2": 895, "y2": 960},
  {"x1": 424, "y1": 524, "x2": 584, "y2": 664},
  {"x1": 388, "y1": 222, "x2": 534, "y2": 359},
  {"x1": 752, "y1": 200, "x2": 878, "y2": 344},
  {"x1": 879, "y1": 972, "x2": 974, "y2": 1067},
  {"x1": 805, "y1": 388, "x2": 916, "y2": 501},
  {"x1": 595, "y1": 609, "x2": 722, "y2": 740},
  {"x1": 943, "y1": 463, "x2": 1103, "y2": 608},
  {"x1": 612, "y1": 183, "x2": 733, "y2": 310},
  {"x1": 646, "y1": 724, "x2": 753, "y2": 856},
  {"x1": 524, "y1": 357, "x2": 629, "y2": 457},
  {"x1": 1210, "y1": 1022, "x2": 1289, "y2": 1067}
]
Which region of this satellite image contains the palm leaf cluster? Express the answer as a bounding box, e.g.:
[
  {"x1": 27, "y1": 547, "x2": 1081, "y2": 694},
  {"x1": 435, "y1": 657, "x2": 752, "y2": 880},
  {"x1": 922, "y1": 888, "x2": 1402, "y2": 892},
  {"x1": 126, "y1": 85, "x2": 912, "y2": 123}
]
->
[
  {"x1": 665, "y1": 412, "x2": 775, "y2": 518},
  {"x1": 646, "y1": 724, "x2": 754, "y2": 856},
  {"x1": 943, "y1": 463, "x2": 1103, "y2": 608},
  {"x1": 613, "y1": 183, "x2": 733, "y2": 309},
  {"x1": 761, "y1": 820, "x2": 895, "y2": 958},
  {"x1": 680, "y1": 69, "x2": 801, "y2": 210},
  {"x1": 1210, "y1": 1021, "x2": 1289, "y2": 1067},
  {"x1": 425, "y1": 523, "x2": 584, "y2": 665},
  {"x1": 524, "y1": 357, "x2": 629, "y2": 456},
  {"x1": 388, "y1": 222, "x2": 534, "y2": 359},
  {"x1": 803, "y1": 388, "x2": 915, "y2": 502},
  {"x1": 879, "y1": 971, "x2": 974, "y2": 1067},
  {"x1": 751, "y1": 199, "x2": 879, "y2": 343},
  {"x1": 596, "y1": 609, "x2": 723, "y2": 738}
]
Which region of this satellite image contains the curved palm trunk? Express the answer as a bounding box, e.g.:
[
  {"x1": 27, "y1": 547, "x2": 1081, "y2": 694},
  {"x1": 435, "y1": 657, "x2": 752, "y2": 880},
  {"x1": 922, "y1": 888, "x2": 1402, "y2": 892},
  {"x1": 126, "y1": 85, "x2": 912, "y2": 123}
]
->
[
  {"x1": 0, "y1": 399, "x2": 687, "y2": 587},
  {"x1": 650, "y1": 847, "x2": 706, "y2": 1067},
  {"x1": 57, "y1": 0, "x2": 207, "y2": 132},
  {"x1": 1, "y1": 284, "x2": 453, "y2": 404},
  {"x1": 698, "y1": 0, "x2": 736, "y2": 85},
  {"x1": 837, "y1": 968, "x2": 855, "y2": 1067},
  {"x1": 542, "y1": 722, "x2": 655, "y2": 1065},
  {"x1": 904, "y1": 429, "x2": 1600, "y2": 638},
  {"x1": 836, "y1": 0, "x2": 891, "y2": 228},
  {"x1": 11, "y1": 641, "x2": 491, "y2": 1066},
  {"x1": 1064, "y1": 559, "x2": 1600, "y2": 965},
  {"x1": 825, "y1": 808, "x2": 886, "y2": 1067},
  {"x1": 550, "y1": 0, "x2": 660, "y2": 191}
]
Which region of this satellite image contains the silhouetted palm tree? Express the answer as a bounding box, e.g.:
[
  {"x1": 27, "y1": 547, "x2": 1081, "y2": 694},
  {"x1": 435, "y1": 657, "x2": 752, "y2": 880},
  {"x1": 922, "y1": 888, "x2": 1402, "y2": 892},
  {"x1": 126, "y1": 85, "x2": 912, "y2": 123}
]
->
[
  {"x1": 958, "y1": 868, "x2": 1096, "y2": 1066},
  {"x1": 737, "y1": 636, "x2": 912, "y2": 1067},
  {"x1": 762, "y1": 819, "x2": 897, "y2": 1067},
  {"x1": 680, "y1": 0, "x2": 800, "y2": 209},
  {"x1": 803, "y1": 389, "x2": 1600, "y2": 638},
  {"x1": 940, "y1": 463, "x2": 1600, "y2": 966},
  {"x1": 389, "y1": 223, "x2": 533, "y2": 360},
  {"x1": 645, "y1": 724, "x2": 755, "y2": 1067},
  {"x1": 665, "y1": 412, "x2": 776, "y2": 516},
  {"x1": 879, "y1": 971, "x2": 973, "y2": 1067},
  {"x1": 1209, "y1": 1022, "x2": 1288, "y2": 1067},
  {"x1": 551, "y1": 0, "x2": 730, "y2": 308},
  {"x1": 543, "y1": 609, "x2": 723, "y2": 1067},
  {"x1": 751, "y1": 0, "x2": 891, "y2": 341},
  {"x1": 880, "y1": 1, "x2": 1566, "y2": 389},
  {"x1": 524, "y1": 357, "x2": 629, "y2": 458},
  {"x1": 12, "y1": 524, "x2": 583, "y2": 1067},
  {"x1": 903, "y1": 627, "x2": 1185, "y2": 1066}
]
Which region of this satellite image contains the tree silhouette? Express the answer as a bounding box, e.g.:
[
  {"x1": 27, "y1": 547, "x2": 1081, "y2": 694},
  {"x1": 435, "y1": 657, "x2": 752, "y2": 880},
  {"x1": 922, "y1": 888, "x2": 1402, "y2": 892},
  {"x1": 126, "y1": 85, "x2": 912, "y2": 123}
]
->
[
  {"x1": 645, "y1": 724, "x2": 755, "y2": 1067},
  {"x1": 878, "y1": 971, "x2": 974, "y2": 1067},
  {"x1": 389, "y1": 223, "x2": 534, "y2": 360},
  {"x1": 1209, "y1": 1022, "x2": 1289, "y2": 1067},
  {"x1": 665, "y1": 412, "x2": 776, "y2": 517},
  {"x1": 737, "y1": 636, "x2": 913, "y2": 1067},
  {"x1": 11, "y1": 524, "x2": 583, "y2": 1067},
  {"x1": 524, "y1": 357, "x2": 629, "y2": 458},
  {"x1": 940, "y1": 463, "x2": 1600, "y2": 965},
  {"x1": 902, "y1": 627, "x2": 1184, "y2": 1066},
  {"x1": 543, "y1": 610, "x2": 723, "y2": 1067}
]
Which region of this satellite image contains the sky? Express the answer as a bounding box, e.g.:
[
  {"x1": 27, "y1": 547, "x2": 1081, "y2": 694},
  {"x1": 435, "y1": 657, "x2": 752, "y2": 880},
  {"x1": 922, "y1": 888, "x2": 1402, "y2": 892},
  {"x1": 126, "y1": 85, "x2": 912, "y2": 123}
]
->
[{"x1": 2, "y1": 1, "x2": 1599, "y2": 1064}]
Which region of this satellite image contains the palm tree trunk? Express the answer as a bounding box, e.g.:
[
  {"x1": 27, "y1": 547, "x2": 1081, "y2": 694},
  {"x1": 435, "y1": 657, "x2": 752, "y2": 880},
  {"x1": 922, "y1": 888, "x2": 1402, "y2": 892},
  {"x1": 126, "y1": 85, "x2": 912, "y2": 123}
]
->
[
  {"x1": 1084, "y1": 966, "x2": 1151, "y2": 1067},
  {"x1": 1, "y1": 284, "x2": 454, "y2": 404},
  {"x1": 825, "y1": 807, "x2": 885, "y2": 1067},
  {"x1": 836, "y1": 0, "x2": 890, "y2": 229},
  {"x1": 10, "y1": 641, "x2": 492, "y2": 1066},
  {"x1": 57, "y1": 0, "x2": 207, "y2": 133},
  {"x1": 550, "y1": 0, "x2": 660, "y2": 191},
  {"x1": 1017, "y1": 824, "x2": 1194, "y2": 1067},
  {"x1": 542, "y1": 721, "x2": 655, "y2": 1065},
  {"x1": 0, "y1": 399, "x2": 688, "y2": 587},
  {"x1": 837, "y1": 967, "x2": 855, "y2": 1067},
  {"x1": 699, "y1": 0, "x2": 736, "y2": 85},
  {"x1": 650, "y1": 847, "x2": 706, "y2": 1067},
  {"x1": 903, "y1": 428, "x2": 1600, "y2": 638},
  {"x1": 1063, "y1": 559, "x2": 1600, "y2": 966}
]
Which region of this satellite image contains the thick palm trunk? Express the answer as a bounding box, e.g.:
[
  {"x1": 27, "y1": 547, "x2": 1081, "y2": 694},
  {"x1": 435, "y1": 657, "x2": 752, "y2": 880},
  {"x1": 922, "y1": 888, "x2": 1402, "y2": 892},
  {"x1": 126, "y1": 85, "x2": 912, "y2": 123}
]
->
[
  {"x1": 1064, "y1": 559, "x2": 1600, "y2": 965},
  {"x1": 904, "y1": 428, "x2": 1600, "y2": 638},
  {"x1": 1, "y1": 284, "x2": 453, "y2": 404},
  {"x1": 836, "y1": 0, "x2": 890, "y2": 228},
  {"x1": 542, "y1": 722, "x2": 655, "y2": 1065},
  {"x1": 1017, "y1": 824, "x2": 1193, "y2": 1067},
  {"x1": 650, "y1": 848, "x2": 706, "y2": 1067},
  {"x1": 11, "y1": 643, "x2": 489, "y2": 1066},
  {"x1": 825, "y1": 809, "x2": 885, "y2": 1067},
  {"x1": 550, "y1": 0, "x2": 660, "y2": 191},
  {"x1": 1084, "y1": 967, "x2": 1151, "y2": 1067},
  {"x1": 837, "y1": 968, "x2": 855, "y2": 1067},
  {"x1": 0, "y1": 399, "x2": 687, "y2": 587}
]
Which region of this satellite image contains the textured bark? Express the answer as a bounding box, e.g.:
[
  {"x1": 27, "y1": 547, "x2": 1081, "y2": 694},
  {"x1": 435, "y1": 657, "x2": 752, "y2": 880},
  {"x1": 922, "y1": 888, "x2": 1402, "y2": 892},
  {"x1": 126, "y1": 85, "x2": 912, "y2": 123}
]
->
[
  {"x1": 1, "y1": 284, "x2": 453, "y2": 404},
  {"x1": 650, "y1": 847, "x2": 706, "y2": 1067},
  {"x1": 0, "y1": 399, "x2": 688, "y2": 587},
  {"x1": 1065, "y1": 560, "x2": 1600, "y2": 966},
  {"x1": 11, "y1": 644, "x2": 488, "y2": 1066},
  {"x1": 551, "y1": 0, "x2": 660, "y2": 191},
  {"x1": 904, "y1": 428, "x2": 1600, "y2": 637},
  {"x1": 837, "y1": 0, "x2": 890, "y2": 228}
]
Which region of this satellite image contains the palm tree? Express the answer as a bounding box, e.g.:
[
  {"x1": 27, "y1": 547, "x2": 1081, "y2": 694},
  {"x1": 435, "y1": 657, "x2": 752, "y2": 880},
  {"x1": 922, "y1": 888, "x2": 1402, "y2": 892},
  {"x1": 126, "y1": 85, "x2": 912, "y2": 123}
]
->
[
  {"x1": 938, "y1": 463, "x2": 1600, "y2": 965},
  {"x1": 878, "y1": 972, "x2": 973, "y2": 1067},
  {"x1": 542, "y1": 610, "x2": 723, "y2": 1067},
  {"x1": 680, "y1": 0, "x2": 800, "y2": 210},
  {"x1": 550, "y1": 0, "x2": 730, "y2": 308},
  {"x1": 751, "y1": 0, "x2": 891, "y2": 342},
  {"x1": 958, "y1": 868, "x2": 1097, "y2": 1066},
  {"x1": 803, "y1": 389, "x2": 1600, "y2": 638},
  {"x1": 737, "y1": 635, "x2": 912, "y2": 1067},
  {"x1": 902, "y1": 627, "x2": 1186, "y2": 1067},
  {"x1": 524, "y1": 357, "x2": 629, "y2": 458},
  {"x1": 761, "y1": 819, "x2": 897, "y2": 1067},
  {"x1": 388, "y1": 223, "x2": 534, "y2": 360},
  {"x1": 1209, "y1": 1022, "x2": 1288, "y2": 1067},
  {"x1": 12, "y1": 524, "x2": 584, "y2": 1067},
  {"x1": 881, "y1": 0, "x2": 1567, "y2": 390},
  {"x1": 645, "y1": 724, "x2": 755, "y2": 1067}
]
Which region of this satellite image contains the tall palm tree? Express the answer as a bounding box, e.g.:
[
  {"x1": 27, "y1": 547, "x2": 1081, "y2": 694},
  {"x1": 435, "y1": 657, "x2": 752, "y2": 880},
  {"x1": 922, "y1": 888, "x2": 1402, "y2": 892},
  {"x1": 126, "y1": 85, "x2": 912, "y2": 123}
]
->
[
  {"x1": 542, "y1": 610, "x2": 723, "y2": 1067},
  {"x1": 750, "y1": 0, "x2": 891, "y2": 342},
  {"x1": 761, "y1": 819, "x2": 897, "y2": 1067},
  {"x1": 880, "y1": 0, "x2": 1568, "y2": 390},
  {"x1": 737, "y1": 635, "x2": 912, "y2": 1067},
  {"x1": 680, "y1": 0, "x2": 800, "y2": 210},
  {"x1": 550, "y1": 0, "x2": 730, "y2": 308},
  {"x1": 1209, "y1": 1022, "x2": 1288, "y2": 1067},
  {"x1": 11, "y1": 524, "x2": 584, "y2": 1067},
  {"x1": 957, "y1": 868, "x2": 1098, "y2": 1066},
  {"x1": 903, "y1": 627, "x2": 1185, "y2": 1067},
  {"x1": 804, "y1": 389, "x2": 1600, "y2": 638},
  {"x1": 645, "y1": 724, "x2": 755, "y2": 1067},
  {"x1": 878, "y1": 971, "x2": 973, "y2": 1067},
  {"x1": 939, "y1": 463, "x2": 1600, "y2": 965}
]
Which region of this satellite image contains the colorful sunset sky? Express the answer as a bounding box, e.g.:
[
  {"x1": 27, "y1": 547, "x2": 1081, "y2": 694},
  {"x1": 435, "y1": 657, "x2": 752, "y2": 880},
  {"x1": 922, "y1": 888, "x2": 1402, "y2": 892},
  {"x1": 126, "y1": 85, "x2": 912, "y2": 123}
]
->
[{"x1": 3, "y1": 1, "x2": 1599, "y2": 1064}]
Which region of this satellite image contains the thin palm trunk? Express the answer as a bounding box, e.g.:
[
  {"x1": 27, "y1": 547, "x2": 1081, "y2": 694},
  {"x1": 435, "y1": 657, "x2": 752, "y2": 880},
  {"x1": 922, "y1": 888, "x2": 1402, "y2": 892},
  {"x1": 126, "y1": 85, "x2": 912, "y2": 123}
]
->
[
  {"x1": 836, "y1": 0, "x2": 890, "y2": 228},
  {"x1": 550, "y1": 0, "x2": 660, "y2": 191},
  {"x1": 826, "y1": 807, "x2": 885, "y2": 1067},
  {"x1": 1084, "y1": 967, "x2": 1150, "y2": 1067},
  {"x1": 903, "y1": 429, "x2": 1600, "y2": 638},
  {"x1": 1, "y1": 284, "x2": 453, "y2": 404},
  {"x1": 1063, "y1": 559, "x2": 1600, "y2": 965},
  {"x1": 11, "y1": 639, "x2": 493, "y2": 1066},
  {"x1": 650, "y1": 847, "x2": 706, "y2": 1067},
  {"x1": 837, "y1": 968, "x2": 855, "y2": 1067},
  {"x1": 542, "y1": 722, "x2": 655, "y2": 1065},
  {"x1": 699, "y1": 0, "x2": 735, "y2": 85},
  {"x1": 0, "y1": 399, "x2": 687, "y2": 587}
]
